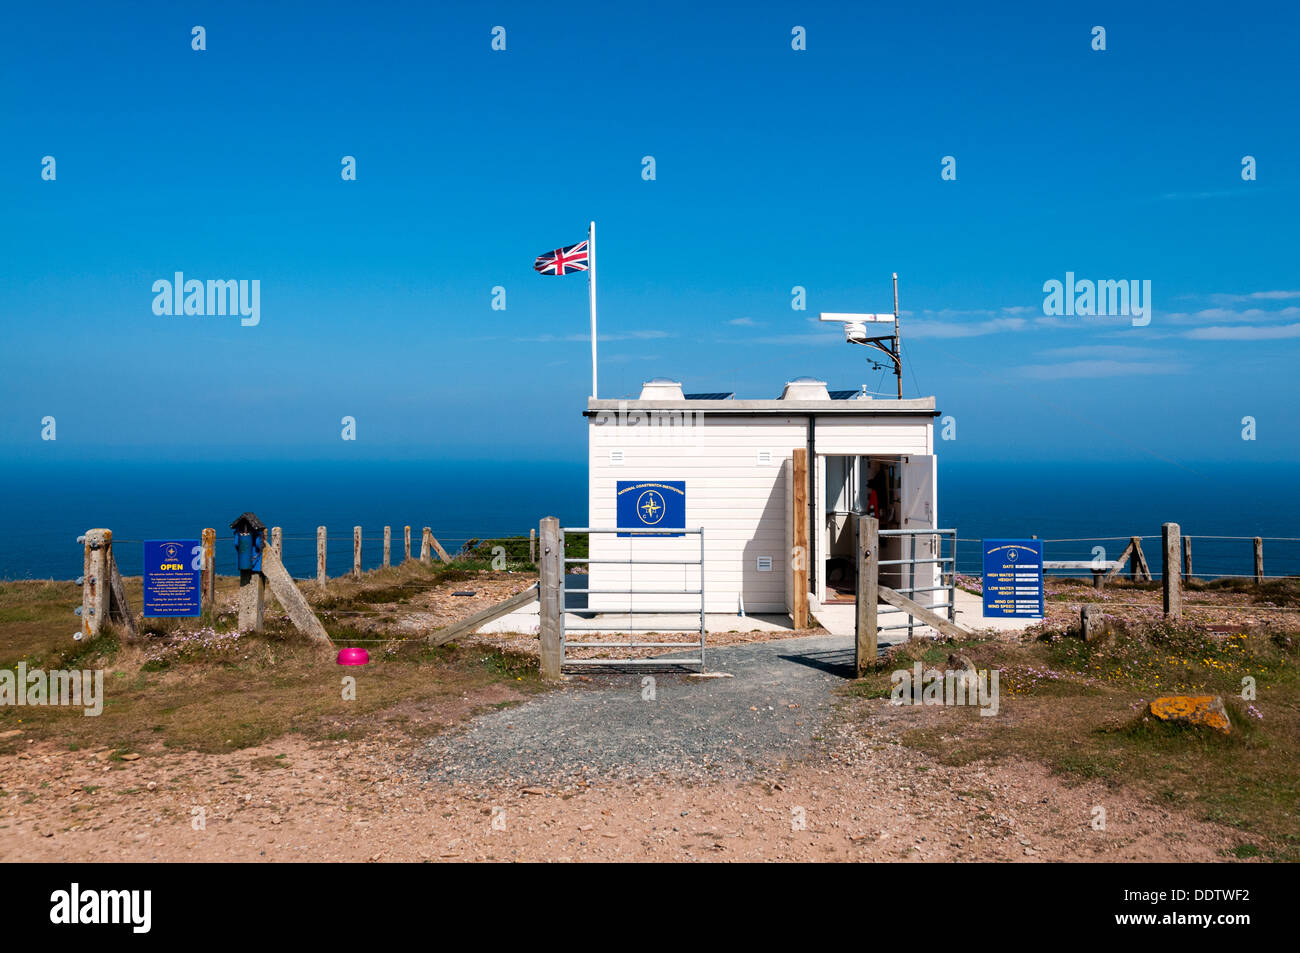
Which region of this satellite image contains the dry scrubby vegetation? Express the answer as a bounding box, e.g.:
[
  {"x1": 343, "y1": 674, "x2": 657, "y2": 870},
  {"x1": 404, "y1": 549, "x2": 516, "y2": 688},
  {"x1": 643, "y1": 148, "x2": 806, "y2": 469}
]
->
[
  {"x1": 0, "y1": 539, "x2": 542, "y2": 757},
  {"x1": 848, "y1": 581, "x2": 1300, "y2": 861}
]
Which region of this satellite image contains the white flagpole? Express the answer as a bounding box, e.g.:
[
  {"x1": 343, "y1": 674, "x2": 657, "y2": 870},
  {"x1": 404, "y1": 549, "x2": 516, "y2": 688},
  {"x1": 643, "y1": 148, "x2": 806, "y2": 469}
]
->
[{"x1": 588, "y1": 220, "x2": 598, "y2": 399}]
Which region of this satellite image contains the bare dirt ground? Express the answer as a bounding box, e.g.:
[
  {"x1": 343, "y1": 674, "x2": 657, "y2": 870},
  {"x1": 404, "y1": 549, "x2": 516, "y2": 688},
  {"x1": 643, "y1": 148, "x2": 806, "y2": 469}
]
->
[{"x1": 0, "y1": 629, "x2": 1250, "y2": 863}]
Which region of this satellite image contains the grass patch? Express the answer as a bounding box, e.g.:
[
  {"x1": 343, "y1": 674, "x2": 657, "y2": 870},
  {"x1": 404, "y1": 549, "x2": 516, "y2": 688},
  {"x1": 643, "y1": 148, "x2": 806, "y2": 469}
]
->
[
  {"x1": 0, "y1": 565, "x2": 548, "y2": 757},
  {"x1": 845, "y1": 618, "x2": 1300, "y2": 860}
]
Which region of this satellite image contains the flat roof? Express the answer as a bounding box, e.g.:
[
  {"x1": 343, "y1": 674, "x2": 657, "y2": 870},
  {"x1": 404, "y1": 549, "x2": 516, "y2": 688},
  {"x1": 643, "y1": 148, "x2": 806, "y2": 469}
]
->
[{"x1": 586, "y1": 396, "x2": 938, "y2": 416}]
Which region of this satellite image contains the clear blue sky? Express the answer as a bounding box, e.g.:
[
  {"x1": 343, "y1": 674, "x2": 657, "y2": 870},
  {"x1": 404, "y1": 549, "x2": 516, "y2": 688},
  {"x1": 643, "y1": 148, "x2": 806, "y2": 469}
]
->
[{"x1": 2, "y1": 0, "x2": 1297, "y2": 466}]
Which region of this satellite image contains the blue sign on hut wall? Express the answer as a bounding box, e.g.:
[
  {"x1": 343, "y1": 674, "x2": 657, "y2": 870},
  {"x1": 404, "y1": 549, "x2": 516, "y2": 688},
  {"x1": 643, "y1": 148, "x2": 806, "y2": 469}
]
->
[
  {"x1": 143, "y1": 539, "x2": 202, "y2": 617},
  {"x1": 981, "y1": 538, "x2": 1044, "y2": 619},
  {"x1": 616, "y1": 480, "x2": 686, "y2": 537}
]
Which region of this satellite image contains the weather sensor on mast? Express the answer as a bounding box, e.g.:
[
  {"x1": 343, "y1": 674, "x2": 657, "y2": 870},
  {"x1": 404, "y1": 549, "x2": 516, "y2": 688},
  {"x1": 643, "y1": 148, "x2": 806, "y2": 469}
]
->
[{"x1": 818, "y1": 272, "x2": 903, "y2": 398}]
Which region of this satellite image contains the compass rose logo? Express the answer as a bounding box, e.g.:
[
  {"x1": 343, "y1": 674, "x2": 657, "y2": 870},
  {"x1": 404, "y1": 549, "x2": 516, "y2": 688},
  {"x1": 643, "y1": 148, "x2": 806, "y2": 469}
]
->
[{"x1": 637, "y1": 490, "x2": 667, "y2": 525}]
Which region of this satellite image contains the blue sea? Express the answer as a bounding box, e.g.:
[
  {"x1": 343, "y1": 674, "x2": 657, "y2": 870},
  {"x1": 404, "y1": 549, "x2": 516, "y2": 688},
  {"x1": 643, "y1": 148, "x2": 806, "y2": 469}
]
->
[{"x1": 1, "y1": 459, "x2": 1297, "y2": 582}]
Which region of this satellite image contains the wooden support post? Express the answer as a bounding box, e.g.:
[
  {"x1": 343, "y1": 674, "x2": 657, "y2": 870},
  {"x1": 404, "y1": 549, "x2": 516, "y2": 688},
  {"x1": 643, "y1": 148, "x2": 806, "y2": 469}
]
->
[
  {"x1": 1162, "y1": 522, "x2": 1182, "y2": 621},
  {"x1": 1183, "y1": 535, "x2": 1193, "y2": 581},
  {"x1": 1104, "y1": 539, "x2": 1134, "y2": 582},
  {"x1": 260, "y1": 547, "x2": 333, "y2": 649},
  {"x1": 237, "y1": 568, "x2": 265, "y2": 631},
  {"x1": 105, "y1": 549, "x2": 139, "y2": 641},
  {"x1": 404, "y1": 525, "x2": 411, "y2": 563},
  {"x1": 201, "y1": 527, "x2": 216, "y2": 609},
  {"x1": 383, "y1": 526, "x2": 391, "y2": 568},
  {"x1": 80, "y1": 529, "x2": 111, "y2": 640},
  {"x1": 429, "y1": 533, "x2": 452, "y2": 563},
  {"x1": 420, "y1": 527, "x2": 432, "y2": 564},
  {"x1": 1254, "y1": 537, "x2": 1264, "y2": 585},
  {"x1": 428, "y1": 585, "x2": 539, "y2": 647},
  {"x1": 855, "y1": 515, "x2": 879, "y2": 678},
  {"x1": 1130, "y1": 536, "x2": 1152, "y2": 582},
  {"x1": 792, "y1": 448, "x2": 809, "y2": 630},
  {"x1": 529, "y1": 528, "x2": 537, "y2": 563},
  {"x1": 878, "y1": 586, "x2": 972, "y2": 640},
  {"x1": 353, "y1": 526, "x2": 362, "y2": 577},
  {"x1": 538, "y1": 517, "x2": 563, "y2": 680},
  {"x1": 316, "y1": 526, "x2": 327, "y2": 585}
]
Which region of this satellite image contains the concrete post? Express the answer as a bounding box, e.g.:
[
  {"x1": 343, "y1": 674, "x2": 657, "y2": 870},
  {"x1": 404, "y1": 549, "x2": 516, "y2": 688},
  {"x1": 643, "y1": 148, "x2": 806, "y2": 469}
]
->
[
  {"x1": 421, "y1": 527, "x2": 432, "y2": 564},
  {"x1": 316, "y1": 526, "x2": 327, "y2": 585},
  {"x1": 271, "y1": 526, "x2": 283, "y2": 558},
  {"x1": 353, "y1": 526, "x2": 362, "y2": 577},
  {"x1": 383, "y1": 526, "x2": 391, "y2": 568},
  {"x1": 1162, "y1": 522, "x2": 1182, "y2": 621},
  {"x1": 81, "y1": 529, "x2": 112, "y2": 640},
  {"x1": 404, "y1": 525, "x2": 411, "y2": 563},
  {"x1": 1182, "y1": 535, "x2": 1193, "y2": 582},
  {"x1": 238, "y1": 569, "x2": 265, "y2": 631},
  {"x1": 1254, "y1": 537, "x2": 1264, "y2": 585},
  {"x1": 1080, "y1": 604, "x2": 1098, "y2": 641},
  {"x1": 538, "y1": 517, "x2": 563, "y2": 680}
]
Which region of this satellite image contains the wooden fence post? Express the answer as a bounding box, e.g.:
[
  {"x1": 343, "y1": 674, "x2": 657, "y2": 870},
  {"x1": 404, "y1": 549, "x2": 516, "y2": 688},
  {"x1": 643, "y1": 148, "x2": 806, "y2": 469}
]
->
[
  {"x1": 201, "y1": 527, "x2": 216, "y2": 609},
  {"x1": 855, "y1": 515, "x2": 879, "y2": 678},
  {"x1": 1254, "y1": 537, "x2": 1264, "y2": 585},
  {"x1": 316, "y1": 526, "x2": 327, "y2": 585},
  {"x1": 353, "y1": 526, "x2": 362, "y2": 577},
  {"x1": 420, "y1": 527, "x2": 432, "y2": 564},
  {"x1": 383, "y1": 526, "x2": 391, "y2": 568},
  {"x1": 538, "y1": 517, "x2": 563, "y2": 680},
  {"x1": 80, "y1": 529, "x2": 112, "y2": 639},
  {"x1": 404, "y1": 525, "x2": 411, "y2": 563},
  {"x1": 1182, "y1": 535, "x2": 1193, "y2": 581},
  {"x1": 792, "y1": 448, "x2": 809, "y2": 630},
  {"x1": 529, "y1": 528, "x2": 536, "y2": 563},
  {"x1": 1162, "y1": 522, "x2": 1182, "y2": 621}
]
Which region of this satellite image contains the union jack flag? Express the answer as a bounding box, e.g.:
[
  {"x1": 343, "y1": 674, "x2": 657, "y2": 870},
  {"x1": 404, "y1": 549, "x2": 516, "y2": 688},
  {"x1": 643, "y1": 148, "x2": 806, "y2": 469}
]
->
[{"x1": 533, "y1": 240, "x2": 589, "y2": 276}]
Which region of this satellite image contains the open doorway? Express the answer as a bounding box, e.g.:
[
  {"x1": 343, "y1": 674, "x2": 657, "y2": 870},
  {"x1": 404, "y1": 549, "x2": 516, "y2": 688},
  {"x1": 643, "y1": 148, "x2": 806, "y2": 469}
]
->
[{"x1": 821, "y1": 455, "x2": 903, "y2": 603}]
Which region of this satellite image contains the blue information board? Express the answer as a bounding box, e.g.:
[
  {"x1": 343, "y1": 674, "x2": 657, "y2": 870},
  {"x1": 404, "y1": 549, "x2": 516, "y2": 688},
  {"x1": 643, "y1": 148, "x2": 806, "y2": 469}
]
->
[
  {"x1": 982, "y1": 539, "x2": 1044, "y2": 619},
  {"x1": 143, "y1": 540, "x2": 202, "y2": 617},
  {"x1": 616, "y1": 480, "x2": 686, "y2": 536}
]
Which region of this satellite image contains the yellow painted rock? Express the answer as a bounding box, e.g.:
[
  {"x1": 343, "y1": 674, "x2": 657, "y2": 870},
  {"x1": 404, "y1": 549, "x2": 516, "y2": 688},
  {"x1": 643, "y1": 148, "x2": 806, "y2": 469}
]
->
[{"x1": 1148, "y1": 695, "x2": 1231, "y2": 734}]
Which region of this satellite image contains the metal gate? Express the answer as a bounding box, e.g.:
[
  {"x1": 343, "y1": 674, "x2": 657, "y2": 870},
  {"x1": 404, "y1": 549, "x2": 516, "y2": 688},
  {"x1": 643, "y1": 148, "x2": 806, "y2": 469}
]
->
[
  {"x1": 877, "y1": 527, "x2": 957, "y2": 640},
  {"x1": 559, "y1": 526, "x2": 706, "y2": 671}
]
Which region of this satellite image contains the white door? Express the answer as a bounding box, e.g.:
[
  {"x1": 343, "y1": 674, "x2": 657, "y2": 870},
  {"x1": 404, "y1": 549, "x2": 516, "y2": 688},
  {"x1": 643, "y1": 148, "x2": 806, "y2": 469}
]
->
[
  {"x1": 900, "y1": 455, "x2": 937, "y2": 604},
  {"x1": 815, "y1": 454, "x2": 827, "y2": 604}
]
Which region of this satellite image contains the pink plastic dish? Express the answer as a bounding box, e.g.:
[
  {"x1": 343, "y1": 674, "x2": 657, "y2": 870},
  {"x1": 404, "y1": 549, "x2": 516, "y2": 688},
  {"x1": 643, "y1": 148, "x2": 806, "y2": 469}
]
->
[{"x1": 336, "y1": 647, "x2": 370, "y2": 666}]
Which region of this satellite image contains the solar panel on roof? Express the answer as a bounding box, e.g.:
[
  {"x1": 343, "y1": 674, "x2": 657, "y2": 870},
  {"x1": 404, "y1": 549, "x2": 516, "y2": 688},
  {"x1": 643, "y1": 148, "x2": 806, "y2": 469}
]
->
[
  {"x1": 828, "y1": 389, "x2": 861, "y2": 399},
  {"x1": 683, "y1": 392, "x2": 735, "y2": 400}
]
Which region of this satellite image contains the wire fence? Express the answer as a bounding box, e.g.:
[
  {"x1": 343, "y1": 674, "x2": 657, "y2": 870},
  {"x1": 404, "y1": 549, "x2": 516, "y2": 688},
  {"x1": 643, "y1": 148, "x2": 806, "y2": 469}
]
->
[
  {"x1": 52, "y1": 527, "x2": 537, "y2": 584},
  {"x1": 951, "y1": 535, "x2": 1300, "y2": 582}
]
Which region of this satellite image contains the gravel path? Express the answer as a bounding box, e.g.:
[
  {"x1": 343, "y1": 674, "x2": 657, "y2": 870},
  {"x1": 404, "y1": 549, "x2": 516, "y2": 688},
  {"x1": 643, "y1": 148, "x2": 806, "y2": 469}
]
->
[{"x1": 419, "y1": 634, "x2": 855, "y2": 786}]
